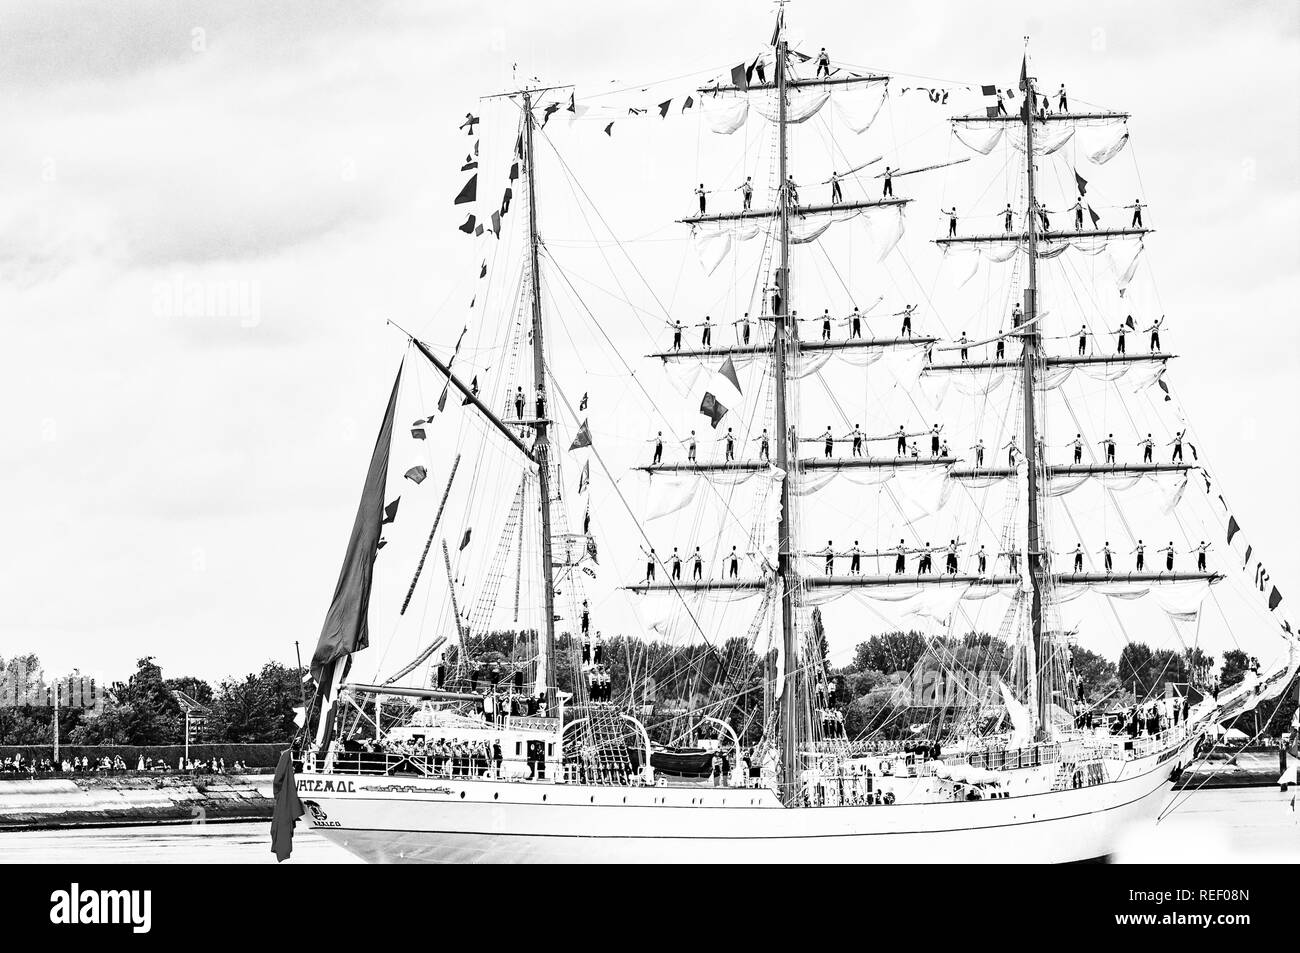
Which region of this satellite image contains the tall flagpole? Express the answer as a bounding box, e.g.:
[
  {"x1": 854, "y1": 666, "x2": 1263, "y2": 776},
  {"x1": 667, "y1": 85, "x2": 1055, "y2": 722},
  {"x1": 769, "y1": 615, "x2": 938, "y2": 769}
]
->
[{"x1": 521, "y1": 89, "x2": 559, "y2": 711}]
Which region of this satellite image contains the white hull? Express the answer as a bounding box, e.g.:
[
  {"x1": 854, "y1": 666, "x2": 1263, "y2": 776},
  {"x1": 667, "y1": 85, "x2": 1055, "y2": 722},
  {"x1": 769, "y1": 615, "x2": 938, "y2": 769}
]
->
[{"x1": 297, "y1": 737, "x2": 1195, "y2": 863}]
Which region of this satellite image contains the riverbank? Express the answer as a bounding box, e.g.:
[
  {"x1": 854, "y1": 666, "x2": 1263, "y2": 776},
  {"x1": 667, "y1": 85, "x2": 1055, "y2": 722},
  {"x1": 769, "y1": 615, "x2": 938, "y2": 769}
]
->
[{"x1": 0, "y1": 774, "x2": 273, "y2": 830}]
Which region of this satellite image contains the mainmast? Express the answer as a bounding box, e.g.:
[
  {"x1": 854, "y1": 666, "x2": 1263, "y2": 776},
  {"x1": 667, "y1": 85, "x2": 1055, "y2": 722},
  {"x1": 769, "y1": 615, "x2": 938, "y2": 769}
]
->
[
  {"x1": 773, "y1": 36, "x2": 800, "y2": 801},
  {"x1": 521, "y1": 89, "x2": 559, "y2": 710},
  {"x1": 1018, "y1": 63, "x2": 1048, "y2": 736}
]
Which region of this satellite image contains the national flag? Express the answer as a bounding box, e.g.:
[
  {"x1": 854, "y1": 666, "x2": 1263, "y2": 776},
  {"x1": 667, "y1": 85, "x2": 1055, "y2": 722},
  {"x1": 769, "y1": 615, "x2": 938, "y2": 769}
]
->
[
  {"x1": 1087, "y1": 205, "x2": 1101, "y2": 228},
  {"x1": 1270, "y1": 587, "x2": 1284, "y2": 611},
  {"x1": 586, "y1": 535, "x2": 599, "y2": 565},
  {"x1": 454, "y1": 174, "x2": 477, "y2": 205},
  {"x1": 404, "y1": 466, "x2": 427, "y2": 484},
  {"x1": 459, "y1": 113, "x2": 479, "y2": 134},
  {"x1": 718, "y1": 356, "x2": 741, "y2": 393},
  {"x1": 1074, "y1": 170, "x2": 1088, "y2": 196},
  {"x1": 382, "y1": 498, "x2": 401, "y2": 525},
  {"x1": 569, "y1": 419, "x2": 593, "y2": 450},
  {"x1": 700, "y1": 391, "x2": 728, "y2": 428},
  {"x1": 541, "y1": 102, "x2": 560, "y2": 128},
  {"x1": 1227, "y1": 516, "x2": 1241, "y2": 545},
  {"x1": 1018, "y1": 55, "x2": 1028, "y2": 92},
  {"x1": 658, "y1": 99, "x2": 672, "y2": 118},
  {"x1": 578, "y1": 460, "x2": 589, "y2": 493},
  {"x1": 769, "y1": 6, "x2": 784, "y2": 45},
  {"x1": 731, "y1": 63, "x2": 749, "y2": 89},
  {"x1": 459, "y1": 528, "x2": 472, "y2": 551}
]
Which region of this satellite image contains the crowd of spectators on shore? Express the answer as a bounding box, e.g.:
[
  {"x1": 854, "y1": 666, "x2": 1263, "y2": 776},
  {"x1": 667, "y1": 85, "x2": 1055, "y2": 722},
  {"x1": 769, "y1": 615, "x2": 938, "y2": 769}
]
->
[{"x1": 0, "y1": 753, "x2": 251, "y2": 776}]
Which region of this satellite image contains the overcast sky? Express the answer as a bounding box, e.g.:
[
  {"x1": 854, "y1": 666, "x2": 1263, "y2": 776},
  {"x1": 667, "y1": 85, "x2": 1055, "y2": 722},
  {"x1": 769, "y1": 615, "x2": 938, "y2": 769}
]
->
[{"x1": 2, "y1": 0, "x2": 1296, "y2": 685}]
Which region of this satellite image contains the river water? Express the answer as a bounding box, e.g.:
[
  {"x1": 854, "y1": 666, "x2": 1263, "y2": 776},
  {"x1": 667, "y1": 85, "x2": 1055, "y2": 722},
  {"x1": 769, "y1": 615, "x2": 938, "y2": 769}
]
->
[{"x1": 1, "y1": 787, "x2": 1295, "y2": 863}]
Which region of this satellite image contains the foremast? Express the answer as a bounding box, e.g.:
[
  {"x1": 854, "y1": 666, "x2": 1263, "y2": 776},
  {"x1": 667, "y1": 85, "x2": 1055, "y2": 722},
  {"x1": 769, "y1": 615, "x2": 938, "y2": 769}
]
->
[{"x1": 521, "y1": 89, "x2": 560, "y2": 710}]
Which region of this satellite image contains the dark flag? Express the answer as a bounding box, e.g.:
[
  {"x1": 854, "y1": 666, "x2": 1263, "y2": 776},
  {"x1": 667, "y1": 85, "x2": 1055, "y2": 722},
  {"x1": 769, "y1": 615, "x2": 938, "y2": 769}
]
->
[
  {"x1": 1270, "y1": 587, "x2": 1284, "y2": 611},
  {"x1": 541, "y1": 102, "x2": 560, "y2": 127},
  {"x1": 658, "y1": 99, "x2": 672, "y2": 118},
  {"x1": 628, "y1": 107, "x2": 645, "y2": 116},
  {"x1": 578, "y1": 460, "x2": 590, "y2": 493},
  {"x1": 569, "y1": 419, "x2": 593, "y2": 450},
  {"x1": 459, "y1": 112, "x2": 480, "y2": 134},
  {"x1": 1074, "y1": 170, "x2": 1088, "y2": 196},
  {"x1": 586, "y1": 535, "x2": 599, "y2": 565},
  {"x1": 459, "y1": 214, "x2": 476, "y2": 235},
  {"x1": 1088, "y1": 205, "x2": 1101, "y2": 227},
  {"x1": 411, "y1": 427, "x2": 426, "y2": 440},
  {"x1": 454, "y1": 174, "x2": 477, "y2": 205},
  {"x1": 501, "y1": 187, "x2": 512, "y2": 215},
  {"x1": 1227, "y1": 516, "x2": 1241, "y2": 545},
  {"x1": 579, "y1": 391, "x2": 588, "y2": 410},
  {"x1": 682, "y1": 96, "x2": 694, "y2": 112},
  {"x1": 731, "y1": 64, "x2": 749, "y2": 89},
  {"x1": 404, "y1": 466, "x2": 428, "y2": 484},
  {"x1": 1244, "y1": 544, "x2": 1253, "y2": 569},
  {"x1": 480, "y1": 261, "x2": 487, "y2": 278},
  {"x1": 474, "y1": 224, "x2": 484, "y2": 236},
  {"x1": 460, "y1": 375, "x2": 479, "y2": 406},
  {"x1": 567, "y1": 92, "x2": 576, "y2": 113},
  {"x1": 509, "y1": 161, "x2": 519, "y2": 181},
  {"x1": 700, "y1": 391, "x2": 728, "y2": 428},
  {"x1": 719, "y1": 356, "x2": 741, "y2": 393},
  {"x1": 460, "y1": 528, "x2": 472, "y2": 551},
  {"x1": 270, "y1": 750, "x2": 305, "y2": 862},
  {"x1": 491, "y1": 210, "x2": 502, "y2": 236},
  {"x1": 437, "y1": 382, "x2": 450, "y2": 412},
  {"x1": 514, "y1": 132, "x2": 523, "y2": 158},
  {"x1": 1018, "y1": 55, "x2": 1028, "y2": 92},
  {"x1": 461, "y1": 157, "x2": 478, "y2": 171},
  {"x1": 604, "y1": 122, "x2": 614, "y2": 136},
  {"x1": 382, "y1": 498, "x2": 401, "y2": 524},
  {"x1": 311, "y1": 364, "x2": 402, "y2": 686},
  {"x1": 769, "y1": 7, "x2": 784, "y2": 45}
]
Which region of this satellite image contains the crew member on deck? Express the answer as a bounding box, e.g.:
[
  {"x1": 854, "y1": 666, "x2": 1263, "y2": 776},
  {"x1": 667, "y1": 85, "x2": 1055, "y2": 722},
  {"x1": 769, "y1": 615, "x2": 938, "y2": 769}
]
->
[
  {"x1": 695, "y1": 183, "x2": 707, "y2": 214},
  {"x1": 1101, "y1": 542, "x2": 1114, "y2": 572},
  {"x1": 1169, "y1": 428, "x2": 1185, "y2": 462},
  {"x1": 1127, "y1": 199, "x2": 1146, "y2": 228},
  {"x1": 1133, "y1": 540, "x2": 1146, "y2": 571},
  {"x1": 1158, "y1": 541, "x2": 1176, "y2": 571},
  {"x1": 738, "y1": 176, "x2": 753, "y2": 211},
  {"x1": 1146, "y1": 316, "x2": 1164, "y2": 352},
  {"x1": 1139, "y1": 434, "x2": 1154, "y2": 463},
  {"x1": 1193, "y1": 541, "x2": 1211, "y2": 571},
  {"x1": 882, "y1": 166, "x2": 894, "y2": 197},
  {"x1": 971, "y1": 438, "x2": 985, "y2": 467},
  {"x1": 1072, "y1": 433, "x2": 1084, "y2": 464},
  {"x1": 942, "y1": 207, "x2": 958, "y2": 237},
  {"x1": 1099, "y1": 433, "x2": 1116, "y2": 464}
]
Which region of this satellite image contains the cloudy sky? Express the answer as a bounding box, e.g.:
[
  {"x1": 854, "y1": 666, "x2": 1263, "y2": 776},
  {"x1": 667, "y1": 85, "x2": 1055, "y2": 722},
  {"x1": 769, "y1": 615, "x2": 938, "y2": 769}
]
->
[{"x1": 2, "y1": 0, "x2": 1296, "y2": 685}]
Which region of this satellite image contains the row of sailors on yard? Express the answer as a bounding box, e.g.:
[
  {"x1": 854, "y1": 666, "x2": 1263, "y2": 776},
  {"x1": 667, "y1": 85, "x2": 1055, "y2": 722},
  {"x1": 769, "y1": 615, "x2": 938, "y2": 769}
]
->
[
  {"x1": 940, "y1": 197, "x2": 1148, "y2": 237},
  {"x1": 643, "y1": 536, "x2": 1211, "y2": 581},
  {"x1": 692, "y1": 164, "x2": 898, "y2": 217},
  {"x1": 662, "y1": 303, "x2": 1165, "y2": 354},
  {"x1": 480, "y1": 691, "x2": 549, "y2": 722},
  {"x1": 648, "y1": 424, "x2": 1191, "y2": 468}
]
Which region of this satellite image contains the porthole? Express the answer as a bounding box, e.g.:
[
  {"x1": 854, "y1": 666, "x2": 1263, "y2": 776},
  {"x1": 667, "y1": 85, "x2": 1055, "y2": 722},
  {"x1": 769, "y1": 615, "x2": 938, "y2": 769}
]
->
[
  {"x1": 493, "y1": 792, "x2": 499, "y2": 800},
  {"x1": 460, "y1": 791, "x2": 466, "y2": 799}
]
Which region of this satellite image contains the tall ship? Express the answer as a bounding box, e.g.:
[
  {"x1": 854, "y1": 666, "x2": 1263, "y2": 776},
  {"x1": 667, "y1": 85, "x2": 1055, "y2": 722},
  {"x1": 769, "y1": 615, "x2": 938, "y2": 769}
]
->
[{"x1": 288, "y1": 10, "x2": 1299, "y2": 863}]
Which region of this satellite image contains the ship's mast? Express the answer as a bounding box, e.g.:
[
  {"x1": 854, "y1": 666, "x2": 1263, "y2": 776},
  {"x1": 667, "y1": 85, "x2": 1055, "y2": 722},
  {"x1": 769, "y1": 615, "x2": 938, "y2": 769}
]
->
[
  {"x1": 521, "y1": 89, "x2": 559, "y2": 710},
  {"x1": 773, "y1": 37, "x2": 801, "y2": 800},
  {"x1": 1018, "y1": 64, "x2": 1048, "y2": 736}
]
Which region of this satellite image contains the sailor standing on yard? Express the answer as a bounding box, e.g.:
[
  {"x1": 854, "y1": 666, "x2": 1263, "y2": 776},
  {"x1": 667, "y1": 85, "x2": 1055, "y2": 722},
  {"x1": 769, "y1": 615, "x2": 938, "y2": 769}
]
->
[
  {"x1": 1071, "y1": 196, "x2": 1084, "y2": 231},
  {"x1": 849, "y1": 424, "x2": 865, "y2": 457},
  {"x1": 849, "y1": 541, "x2": 863, "y2": 575},
  {"x1": 692, "y1": 546, "x2": 704, "y2": 580},
  {"x1": 848, "y1": 306, "x2": 863, "y2": 339},
  {"x1": 1133, "y1": 539, "x2": 1146, "y2": 570},
  {"x1": 1115, "y1": 320, "x2": 1128, "y2": 355},
  {"x1": 515, "y1": 386, "x2": 526, "y2": 418},
  {"x1": 724, "y1": 427, "x2": 736, "y2": 461},
  {"x1": 684, "y1": 430, "x2": 697, "y2": 462},
  {"x1": 670, "y1": 548, "x2": 682, "y2": 580},
  {"x1": 942, "y1": 207, "x2": 958, "y2": 237},
  {"x1": 668, "y1": 318, "x2": 684, "y2": 351},
  {"x1": 644, "y1": 547, "x2": 657, "y2": 581},
  {"x1": 698, "y1": 314, "x2": 713, "y2": 348},
  {"x1": 651, "y1": 431, "x2": 664, "y2": 464},
  {"x1": 1169, "y1": 427, "x2": 1186, "y2": 462},
  {"x1": 976, "y1": 544, "x2": 989, "y2": 574},
  {"x1": 1099, "y1": 433, "x2": 1116, "y2": 464},
  {"x1": 1158, "y1": 541, "x2": 1177, "y2": 571},
  {"x1": 819, "y1": 541, "x2": 836, "y2": 576},
  {"x1": 1004, "y1": 203, "x2": 1014, "y2": 232},
  {"x1": 822, "y1": 425, "x2": 835, "y2": 458},
  {"x1": 958, "y1": 332, "x2": 970, "y2": 362},
  {"x1": 1100, "y1": 542, "x2": 1114, "y2": 572},
  {"x1": 821, "y1": 308, "x2": 833, "y2": 341},
  {"x1": 816, "y1": 47, "x2": 831, "y2": 78},
  {"x1": 971, "y1": 438, "x2": 985, "y2": 467},
  {"x1": 1139, "y1": 433, "x2": 1154, "y2": 463},
  {"x1": 1058, "y1": 83, "x2": 1068, "y2": 111},
  {"x1": 728, "y1": 545, "x2": 740, "y2": 578},
  {"x1": 755, "y1": 428, "x2": 771, "y2": 462},
  {"x1": 1070, "y1": 543, "x2": 1085, "y2": 572},
  {"x1": 828, "y1": 170, "x2": 843, "y2": 204},
  {"x1": 1004, "y1": 435, "x2": 1019, "y2": 466},
  {"x1": 882, "y1": 166, "x2": 894, "y2": 197},
  {"x1": 898, "y1": 303, "x2": 916, "y2": 337},
  {"x1": 1146, "y1": 316, "x2": 1164, "y2": 352},
  {"x1": 1127, "y1": 199, "x2": 1146, "y2": 227},
  {"x1": 895, "y1": 425, "x2": 908, "y2": 456},
  {"x1": 1077, "y1": 324, "x2": 1089, "y2": 355},
  {"x1": 945, "y1": 540, "x2": 960, "y2": 574},
  {"x1": 1193, "y1": 541, "x2": 1212, "y2": 571},
  {"x1": 695, "y1": 183, "x2": 707, "y2": 214},
  {"x1": 1071, "y1": 433, "x2": 1084, "y2": 464},
  {"x1": 738, "y1": 176, "x2": 753, "y2": 211},
  {"x1": 734, "y1": 312, "x2": 752, "y2": 345},
  {"x1": 930, "y1": 423, "x2": 943, "y2": 457},
  {"x1": 893, "y1": 539, "x2": 908, "y2": 574}
]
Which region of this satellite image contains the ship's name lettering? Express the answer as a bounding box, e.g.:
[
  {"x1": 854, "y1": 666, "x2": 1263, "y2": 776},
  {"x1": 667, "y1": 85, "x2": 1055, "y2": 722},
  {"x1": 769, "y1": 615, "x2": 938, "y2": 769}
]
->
[{"x1": 296, "y1": 778, "x2": 356, "y2": 793}]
